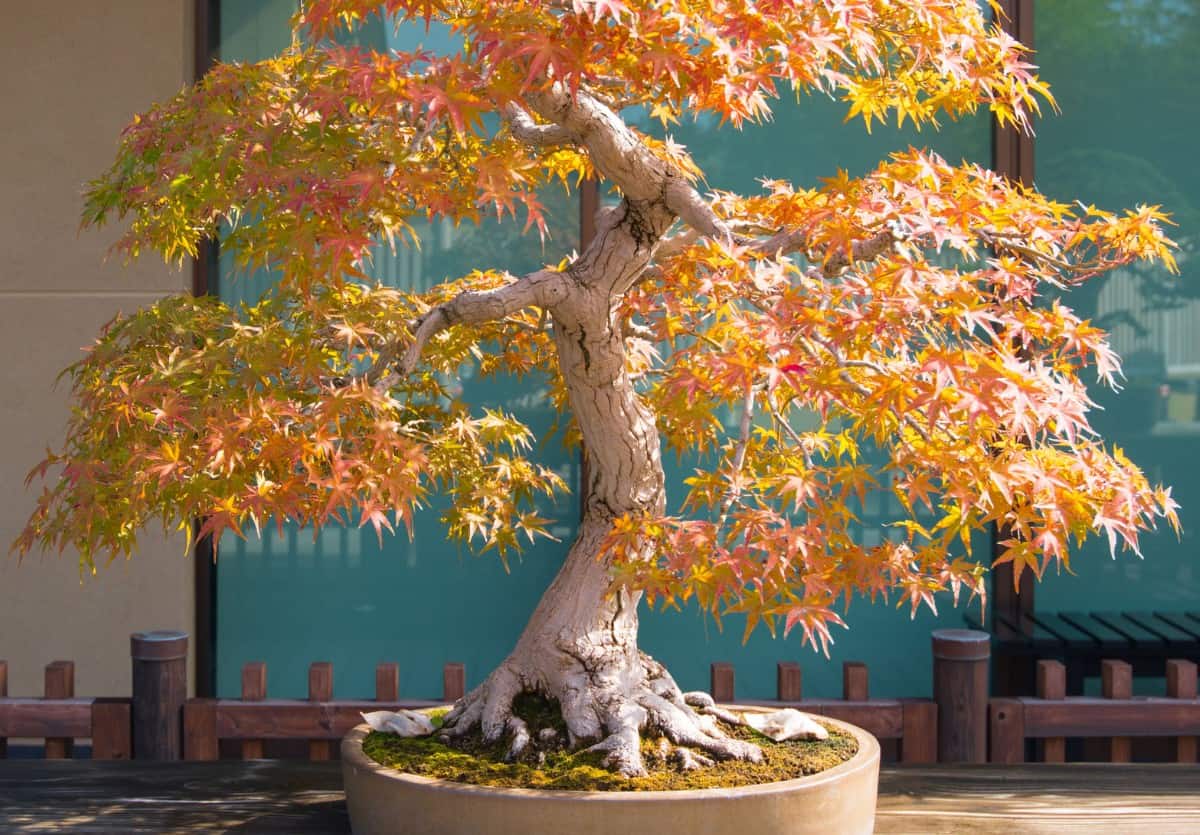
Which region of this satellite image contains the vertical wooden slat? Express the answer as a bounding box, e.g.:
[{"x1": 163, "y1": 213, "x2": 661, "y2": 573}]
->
[
  {"x1": 988, "y1": 0, "x2": 1037, "y2": 701},
  {"x1": 842, "y1": 662, "x2": 869, "y2": 701},
  {"x1": 91, "y1": 698, "x2": 132, "y2": 761},
  {"x1": 443, "y1": 663, "x2": 465, "y2": 703},
  {"x1": 193, "y1": 523, "x2": 217, "y2": 699},
  {"x1": 241, "y1": 662, "x2": 267, "y2": 760},
  {"x1": 900, "y1": 700, "x2": 937, "y2": 764},
  {"x1": 44, "y1": 661, "x2": 75, "y2": 759},
  {"x1": 190, "y1": 1, "x2": 222, "y2": 701},
  {"x1": 1102, "y1": 660, "x2": 1132, "y2": 763},
  {"x1": 988, "y1": 699, "x2": 1026, "y2": 764},
  {"x1": 375, "y1": 663, "x2": 399, "y2": 702},
  {"x1": 308, "y1": 663, "x2": 334, "y2": 761},
  {"x1": 1167, "y1": 659, "x2": 1198, "y2": 763},
  {"x1": 1037, "y1": 660, "x2": 1067, "y2": 763},
  {"x1": 183, "y1": 699, "x2": 220, "y2": 761},
  {"x1": 776, "y1": 662, "x2": 802, "y2": 702},
  {"x1": 0, "y1": 660, "x2": 7, "y2": 759},
  {"x1": 991, "y1": 0, "x2": 1036, "y2": 185},
  {"x1": 710, "y1": 662, "x2": 735, "y2": 703}
]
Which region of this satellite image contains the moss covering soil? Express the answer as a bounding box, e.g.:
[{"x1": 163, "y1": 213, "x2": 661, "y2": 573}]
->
[{"x1": 362, "y1": 696, "x2": 858, "y2": 792}]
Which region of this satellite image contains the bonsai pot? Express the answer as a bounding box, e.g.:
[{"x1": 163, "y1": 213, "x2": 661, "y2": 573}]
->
[{"x1": 341, "y1": 711, "x2": 881, "y2": 835}]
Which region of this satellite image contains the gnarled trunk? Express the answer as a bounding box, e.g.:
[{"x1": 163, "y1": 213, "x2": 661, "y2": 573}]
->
[{"x1": 439, "y1": 199, "x2": 763, "y2": 776}]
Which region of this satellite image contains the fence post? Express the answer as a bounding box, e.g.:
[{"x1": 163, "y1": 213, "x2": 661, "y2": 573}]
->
[
  {"x1": 932, "y1": 629, "x2": 989, "y2": 763},
  {"x1": 710, "y1": 662, "x2": 735, "y2": 703},
  {"x1": 375, "y1": 663, "x2": 399, "y2": 702},
  {"x1": 843, "y1": 662, "x2": 869, "y2": 701},
  {"x1": 1102, "y1": 660, "x2": 1132, "y2": 763},
  {"x1": 443, "y1": 663, "x2": 465, "y2": 702},
  {"x1": 308, "y1": 662, "x2": 334, "y2": 761},
  {"x1": 900, "y1": 700, "x2": 938, "y2": 763},
  {"x1": 777, "y1": 662, "x2": 801, "y2": 702},
  {"x1": 183, "y1": 699, "x2": 219, "y2": 761},
  {"x1": 241, "y1": 662, "x2": 267, "y2": 759},
  {"x1": 0, "y1": 660, "x2": 7, "y2": 759},
  {"x1": 988, "y1": 699, "x2": 1025, "y2": 764},
  {"x1": 44, "y1": 661, "x2": 75, "y2": 758},
  {"x1": 1166, "y1": 660, "x2": 1197, "y2": 763},
  {"x1": 130, "y1": 630, "x2": 188, "y2": 760},
  {"x1": 91, "y1": 698, "x2": 132, "y2": 760},
  {"x1": 1037, "y1": 660, "x2": 1066, "y2": 763}
]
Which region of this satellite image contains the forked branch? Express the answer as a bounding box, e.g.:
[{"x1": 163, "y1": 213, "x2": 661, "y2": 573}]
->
[{"x1": 364, "y1": 269, "x2": 570, "y2": 390}]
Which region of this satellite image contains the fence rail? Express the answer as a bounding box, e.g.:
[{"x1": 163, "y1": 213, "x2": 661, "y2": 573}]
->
[
  {"x1": 3, "y1": 629, "x2": 1197, "y2": 765},
  {"x1": 183, "y1": 660, "x2": 461, "y2": 761},
  {"x1": 990, "y1": 659, "x2": 1200, "y2": 764},
  {"x1": 0, "y1": 660, "x2": 131, "y2": 760},
  {"x1": 709, "y1": 659, "x2": 937, "y2": 763}
]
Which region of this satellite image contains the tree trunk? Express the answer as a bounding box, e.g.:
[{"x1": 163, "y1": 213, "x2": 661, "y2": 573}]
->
[{"x1": 439, "y1": 199, "x2": 763, "y2": 775}]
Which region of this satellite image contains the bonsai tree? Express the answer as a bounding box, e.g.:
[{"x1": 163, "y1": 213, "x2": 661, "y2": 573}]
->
[{"x1": 15, "y1": 0, "x2": 1180, "y2": 776}]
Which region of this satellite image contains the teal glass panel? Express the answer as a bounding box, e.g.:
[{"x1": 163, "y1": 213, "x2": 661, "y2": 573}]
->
[
  {"x1": 214, "y1": 2, "x2": 988, "y2": 700},
  {"x1": 215, "y1": 2, "x2": 580, "y2": 698},
  {"x1": 1033, "y1": 1, "x2": 1200, "y2": 626},
  {"x1": 629, "y1": 95, "x2": 989, "y2": 698}
]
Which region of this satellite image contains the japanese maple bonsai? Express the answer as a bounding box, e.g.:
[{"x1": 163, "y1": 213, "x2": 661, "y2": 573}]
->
[{"x1": 15, "y1": 0, "x2": 1179, "y2": 782}]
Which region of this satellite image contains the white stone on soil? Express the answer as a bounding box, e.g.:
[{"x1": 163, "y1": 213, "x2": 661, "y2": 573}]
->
[
  {"x1": 740, "y1": 709, "x2": 829, "y2": 742},
  {"x1": 361, "y1": 710, "x2": 435, "y2": 737}
]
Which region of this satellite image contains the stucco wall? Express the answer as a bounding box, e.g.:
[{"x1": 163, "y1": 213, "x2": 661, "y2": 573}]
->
[{"x1": 0, "y1": 2, "x2": 195, "y2": 699}]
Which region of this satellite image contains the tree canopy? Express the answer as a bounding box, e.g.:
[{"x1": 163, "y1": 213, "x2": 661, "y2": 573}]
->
[{"x1": 15, "y1": 0, "x2": 1180, "y2": 654}]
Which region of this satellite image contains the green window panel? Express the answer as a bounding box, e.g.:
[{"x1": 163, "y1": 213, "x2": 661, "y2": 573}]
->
[
  {"x1": 212, "y1": 1, "x2": 1001, "y2": 699},
  {"x1": 632, "y1": 92, "x2": 988, "y2": 701},
  {"x1": 214, "y1": 2, "x2": 579, "y2": 699},
  {"x1": 1034, "y1": 0, "x2": 1200, "y2": 621}
]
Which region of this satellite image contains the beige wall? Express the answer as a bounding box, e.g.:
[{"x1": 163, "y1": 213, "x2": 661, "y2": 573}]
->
[{"x1": 0, "y1": 1, "x2": 195, "y2": 698}]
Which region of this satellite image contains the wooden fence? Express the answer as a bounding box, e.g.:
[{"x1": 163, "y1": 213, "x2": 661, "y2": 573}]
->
[
  {"x1": 990, "y1": 658, "x2": 1200, "y2": 764},
  {"x1": 710, "y1": 660, "x2": 937, "y2": 764},
  {"x1": 183, "y1": 660, "x2": 458, "y2": 761},
  {"x1": 0, "y1": 660, "x2": 131, "y2": 760},
  {"x1": 2, "y1": 629, "x2": 1196, "y2": 764}
]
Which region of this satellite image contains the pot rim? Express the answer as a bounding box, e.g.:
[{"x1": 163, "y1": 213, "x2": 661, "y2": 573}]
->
[{"x1": 342, "y1": 711, "x2": 880, "y2": 802}]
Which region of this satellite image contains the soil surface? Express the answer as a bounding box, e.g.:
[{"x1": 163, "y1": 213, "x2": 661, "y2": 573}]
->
[{"x1": 362, "y1": 697, "x2": 858, "y2": 792}]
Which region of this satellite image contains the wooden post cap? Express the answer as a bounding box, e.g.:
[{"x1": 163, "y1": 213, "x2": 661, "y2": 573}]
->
[
  {"x1": 931, "y1": 629, "x2": 990, "y2": 661},
  {"x1": 131, "y1": 631, "x2": 189, "y2": 661}
]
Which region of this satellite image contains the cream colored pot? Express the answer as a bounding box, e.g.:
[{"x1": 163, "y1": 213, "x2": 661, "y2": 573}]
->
[{"x1": 341, "y1": 712, "x2": 881, "y2": 835}]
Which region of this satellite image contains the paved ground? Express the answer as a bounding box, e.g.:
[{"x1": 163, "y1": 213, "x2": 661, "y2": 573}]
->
[{"x1": 1, "y1": 760, "x2": 1198, "y2": 833}]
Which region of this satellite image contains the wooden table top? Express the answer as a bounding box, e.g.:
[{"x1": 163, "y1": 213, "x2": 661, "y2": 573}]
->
[{"x1": 1, "y1": 760, "x2": 1197, "y2": 834}]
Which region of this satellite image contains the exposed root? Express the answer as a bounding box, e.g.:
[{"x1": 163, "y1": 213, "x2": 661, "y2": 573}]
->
[
  {"x1": 505, "y1": 716, "x2": 531, "y2": 762},
  {"x1": 672, "y1": 747, "x2": 715, "y2": 771},
  {"x1": 584, "y1": 725, "x2": 646, "y2": 775},
  {"x1": 438, "y1": 651, "x2": 764, "y2": 778}
]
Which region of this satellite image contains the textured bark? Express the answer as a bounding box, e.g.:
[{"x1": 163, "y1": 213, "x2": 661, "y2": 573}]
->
[{"x1": 413, "y1": 90, "x2": 766, "y2": 776}]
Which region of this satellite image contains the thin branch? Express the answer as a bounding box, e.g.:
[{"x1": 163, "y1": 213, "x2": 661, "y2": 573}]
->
[
  {"x1": 503, "y1": 103, "x2": 577, "y2": 148},
  {"x1": 794, "y1": 334, "x2": 935, "y2": 445},
  {"x1": 977, "y1": 229, "x2": 1081, "y2": 281},
  {"x1": 661, "y1": 178, "x2": 739, "y2": 244},
  {"x1": 400, "y1": 269, "x2": 569, "y2": 374},
  {"x1": 752, "y1": 226, "x2": 898, "y2": 277},
  {"x1": 717, "y1": 385, "x2": 758, "y2": 526},
  {"x1": 654, "y1": 228, "x2": 701, "y2": 260},
  {"x1": 354, "y1": 270, "x2": 569, "y2": 392},
  {"x1": 621, "y1": 318, "x2": 657, "y2": 342}
]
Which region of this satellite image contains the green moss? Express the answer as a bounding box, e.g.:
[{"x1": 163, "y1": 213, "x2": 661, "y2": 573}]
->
[{"x1": 362, "y1": 698, "x2": 858, "y2": 792}]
